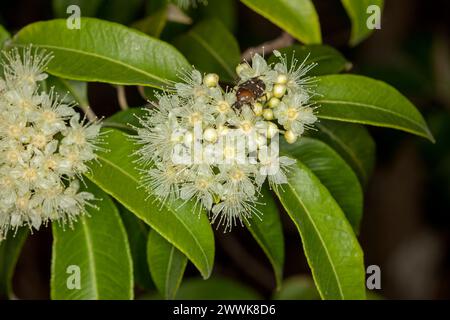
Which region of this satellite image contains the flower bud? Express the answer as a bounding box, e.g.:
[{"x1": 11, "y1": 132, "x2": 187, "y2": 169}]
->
[
  {"x1": 284, "y1": 130, "x2": 298, "y2": 144},
  {"x1": 276, "y1": 73, "x2": 288, "y2": 84},
  {"x1": 236, "y1": 63, "x2": 250, "y2": 76},
  {"x1": 203, "y1": 73, "x2": 219, "y2": 87},
  {"x1": 266, "y1": 122, "x2": 279, "y2": 139},
  {"x1": 203, "y1": 127, "x2": 218, "y2": 143},
  {"x1": 268, "y1": 97, "x2": 280, "y2": 108},
  {"x1": 263, "y1": 108, "x2": 274, "y2": 120},
  {"x1": 273, "y1": 84, "x2": 287, "y2": 98},
  {"x1": 184, "y1": 131, "x2": 194, "y2": 145},
  {"x1": 253, "y1": 102, "x2": 263, "y2": 116}
]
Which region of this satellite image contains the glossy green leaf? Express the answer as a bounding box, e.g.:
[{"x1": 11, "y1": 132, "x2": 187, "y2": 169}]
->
[
  {"x1": 51, "y1": 181, "x2": 133, "y2": 300},
  {"x1": 315, "y1": 75, "x2": 434, "y2": 142},
  {"x1": 341, "y1": 0, "x2": 384, "y2": 46},
  {"x1": 198, "y1": 0, "x2": 237, "y2": 32},
  {"x1": 103, "y1": 108, "x2": 149, "y2": 133},
  {"x1": 147, "y1": 230, "x2": 187, "y2": 299},
  {"x1": 119, "y1": 204, "x2": 153, "y2": 289},
  {"x1": 45, "y1": 76, "x2": 89, "y2": 107},
  {"x1": 246, "y1": 187, "x2": 284, "y2": 290},
  {"x1": 312, "y1": 120, "x2": 375, "y2": 186},
  {"x1": 0, "y1": 228, "x2": 28, "y2": 299},
  {"x1": 274, "y1": 160, "x2": 365, "y2": 299},
  {"x1": 268, "y1": 44, "x2": 349, "y2": 76},
  {"x1": 272, "y1": 276, "x2": 320, "y2": 300},
  {"x1": 132, "y1": 6, "x2": 168, "y2": 38},
  {"x1": 283, "y1": 138, "x2": 363, "y2": 232},
  {"x1": 0, "y1": 24, "x2": 10, "y2": 48},
  {"x1": 52, "y1": 0, "x2": 104, "y2": 18},
  {"x1": 240, "y1": 0, "x2": 321, "y2": 44},
  {"x1": 85, "y1": 128, "x2": 215, "y2": 279},
  {"x1": 173, "y1": 19, "x2": 240, "y2": 83},
  {"x1": 13, "y1": 18, "x2": 190, "y2": 89}
]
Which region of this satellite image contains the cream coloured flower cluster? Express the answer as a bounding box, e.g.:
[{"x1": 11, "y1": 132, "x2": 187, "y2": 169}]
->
[
  {"x1": 134, "y1": 51, "x2": 318, "y2": 231},
  {"x1": 0, "y1": 48, "x2": 101, "y2": 240}
]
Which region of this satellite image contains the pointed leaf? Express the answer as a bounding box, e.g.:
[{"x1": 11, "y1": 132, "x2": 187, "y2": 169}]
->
[
  {"x1": 0, "y1": 228, "x2": 28, "y2": 299},
  {"x1": 274, "y1": 160, "x2": 365, "y2": 299},
  {"x1": 272, "y1": 276, "x2": 320, "y2": 300},
  {"x1": 51, "y1": 181, "x2": 133, "y2": 300},
  {"x1": 85, "y1": 128, "x2": 215, "y2": 279},
  {"x1": 283, "y1": 138, "x2": 363, "y2": 232},
  {"x1": 240, "y1": 0, "x2": 321, "y2": 44},
  {"x1": 312, "y1": 120, "x2": 375, "y2": 186},
  {"x1": 341, "y1": 0, "x2": 384, "y2": 46},
  {"x1": 246, "y1": 187, "x2": 284, "y2": 290},
  {"x1": 13, "y1": 18, "x2": 190, "y2": 89},
  {"x1": 147, "y1": 230, "x2": 187, "y2": 299},
  {"x1": 315, "y1": 75, "x2": 434, "y2": 141},
  {"x1": 173, "y1": 19, "x2": 240, "y2": 83}
]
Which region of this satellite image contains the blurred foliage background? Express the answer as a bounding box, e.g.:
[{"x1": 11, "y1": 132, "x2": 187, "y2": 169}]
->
[{"x1": 0, "y1": 0, "x2": 449, "y2": 299}]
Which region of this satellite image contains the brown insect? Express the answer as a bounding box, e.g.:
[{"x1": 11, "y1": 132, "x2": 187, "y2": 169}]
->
[{"x1": 234, "y1": 77, "x2": 266, "y2": 110}]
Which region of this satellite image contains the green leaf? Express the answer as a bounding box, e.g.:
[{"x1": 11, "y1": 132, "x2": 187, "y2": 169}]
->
[
  {"x1": 246, "y1": 187, "x2": 284, "y2": 290},
  {"x1": 312, "y1": 120, "x2": 375, "y2": 186},
  {"x1": 119, "y1": 204, "x2": 154, "y2": 289},
  {"x1": 282, "y1": 138, "x2": 363, "y2": 232},
  {"x1": 153, "y1": 277, "x2": 262, "y2": 300},
  {"x1": 51, "y1": 180, "x2": 133, "y2": 300},
  {"x1": 103, "y1": 108, "x2": 149, "y2": 133},
  {"x1": 98, "y1": 0, "x2": 145, "y2": 25},
  {"x1": 0, "y1": 228, "x2": 28, "y2": 299},
  {"x1": 173, "y1": 19, "x2": 240, "y2": 83},
  {"x1": 341, "y1": 0, "x2": 384, "y2": 46},
  {"x1": 272, "y1": 276, "x2": 320, "y2": 300},
  {"x1": 315, "y1": 75, "x2": 434, "y2": 142},
  {"x1": 268, "y1": 44, "x2": 349, "y2": 76},
  {"x1": 240, "y1": 0, "x2": 321, "y2": 44},
  {"x1": 197, "y1": 0, "x2": 237, "y2": 32},
  {"x1": 132, "y1": 6, "x2": 168, "y2": 38},
  {"x1": 147, "y1": 230, "x2": 187, "y2": 299},
  {"x1": 0, "y1": 24, "x2": 10, "y2": 48},
  {"x1": 13, "y1": 18, "x2": 190, "y2": 89},
  {"x1": 85, "y1": 128, "x2": 215, "y2": 279},
  {"x1": 52, "y1": 0, "x2": 104, "y2": 18},
  {"x1": 274, "y1": 159, "x2": 365, "y2": 299},
  {"x1": 45, "y1": 76, "x2": 89, "y2": 107}
]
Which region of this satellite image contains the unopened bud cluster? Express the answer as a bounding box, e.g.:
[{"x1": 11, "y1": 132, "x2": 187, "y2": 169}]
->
[
  {"x1": 0, "y1": 48, "x2": 101, "y2": 240},
  {"x1": 134, "y1": 51, "x2": 317, "y2": 231}
]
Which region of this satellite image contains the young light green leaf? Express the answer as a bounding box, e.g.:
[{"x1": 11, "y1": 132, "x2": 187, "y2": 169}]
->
[
  {"x1": 0, "y1": 228, "x2": 28, "y2": 299},
  {"x1": 51, "y1": 180, "x2": 133, "y2": 300},
  {"x1": 132, "y1": 6, "x2": 168, "y2": 38},
  {"x1": 0, "y1": 24, "x2": 10, "y2": 48},
  {"x1": 85, "y1": 128, "x2": 215, "y2": 279},
  {"x1": 173, "y1": 19, "x2": 240, "y2": 83},
  {"x1": 119, "y1": 204, "x2": 154, "y2": 290},
  {"x1": 315, "y1": 75, "x2": 434, "y2": 142},
  {"x1": 268, "y1": 44, "x2": 349, "y2": 76},
  {"x1": 245, "y1": 187, "x2": 284, "y2": 290},
  {"x1": 52, "y1": 0, "x2": 104, "y2": 18},
  {"x1": 341, "y1": 0, "x2": 384, "y2": 46},
  {"x1": 272, "y1": 276, "x2": 320, "y2": 300},
  {"x1": 274, "y1": 160, "x2": 366, "y2": 299},
  {"x1": 282, "y1": 138, "x2": 363, "y2": 232},
  {"x1": 13, "y1": 18, "x2": 190, "y2": 89},
  {"x1": 240, "y1": 0, "x2": 321, "y2": 44},
  {"x1": 312, "y1": 120, "x2": 375, "y2": 186},
  {"x1": 147, "y1": 230, "x2": 187, "y2": 299}
]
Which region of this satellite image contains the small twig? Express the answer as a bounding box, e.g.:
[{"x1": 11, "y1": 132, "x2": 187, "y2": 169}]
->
[
  {"x1": 241, "y1": 32, "x2": 295, "y2": 61},
  {"x1": 116, "y1": 85, "x2": 129, "y2": 110}
]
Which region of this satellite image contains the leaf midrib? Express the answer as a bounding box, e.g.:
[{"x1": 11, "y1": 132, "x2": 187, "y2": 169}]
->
[
  {"x1": 80, "y1": 218, "x2": 99, "y2": 299},
  {"x1": 317, "y1": 99, "x2": 427, "y2": 131},
  {"x1": 188, "y1": 31, "x2": 235, "y2": 79},
  {"x1": 91, "y1": 154, "x2": 211, "y2": 277},
  {"x1": 283, "y1": 170, "x2": 345, "y2": 299},
  {"x1": 165, "y1": 246, "x2": 176, "y2": 299},
  {"x1": 31, "y1": 44, "x2": 169, "y2": 85}
]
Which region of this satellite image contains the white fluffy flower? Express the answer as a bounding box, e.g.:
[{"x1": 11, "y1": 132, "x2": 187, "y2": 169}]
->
[
  {"x1": 0, "y1": 47, "x2": 101, "y2": 240},
  {"x1": 135, "y1": 50, "x2": 317, "y2": 231}
]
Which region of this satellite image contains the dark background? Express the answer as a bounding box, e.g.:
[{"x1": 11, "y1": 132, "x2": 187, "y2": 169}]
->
[{"x1": 1, "y1": 0, "x2": 449, "y2": 299}]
